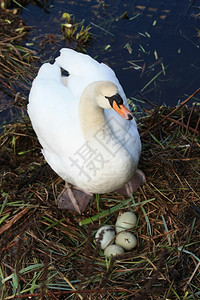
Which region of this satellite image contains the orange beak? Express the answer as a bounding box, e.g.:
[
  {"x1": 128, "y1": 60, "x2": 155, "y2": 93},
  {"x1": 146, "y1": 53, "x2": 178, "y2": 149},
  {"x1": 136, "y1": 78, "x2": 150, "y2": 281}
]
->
[{"x1": 113, "y1": 101, "x2": 133, "y2": 120}]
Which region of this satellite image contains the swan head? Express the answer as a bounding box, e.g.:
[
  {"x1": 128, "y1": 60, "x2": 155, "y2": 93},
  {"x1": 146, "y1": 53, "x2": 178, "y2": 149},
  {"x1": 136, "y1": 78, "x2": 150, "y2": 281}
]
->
[{"x1": 96, "y1": 81, "x2": 133, "y2": 121}]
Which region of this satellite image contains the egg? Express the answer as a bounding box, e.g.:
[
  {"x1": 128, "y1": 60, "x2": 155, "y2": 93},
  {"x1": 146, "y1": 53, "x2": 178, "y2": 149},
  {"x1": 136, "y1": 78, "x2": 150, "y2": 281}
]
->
[
  {"x1": 104, "y1": 245, "x2": 124, "y2": 258},
  {"x1": 95, "y1": 225, "x2": 115, "y2": 250},
  {"x1": 115, "y1": 231, "x2": 137, "y2": 250},
  {"x1": 115, "y1": 212, "x2": 137, "y2": 233}
]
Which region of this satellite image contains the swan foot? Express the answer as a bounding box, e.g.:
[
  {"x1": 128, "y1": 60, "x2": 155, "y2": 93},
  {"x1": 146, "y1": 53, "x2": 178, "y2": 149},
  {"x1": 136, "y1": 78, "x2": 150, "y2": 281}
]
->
[
  {"x1": 56, "y1": 182, "x2": 93, "y2": 214},
  {"x1": 116, "y1": 169, "x2": 146, "y2": 197}
]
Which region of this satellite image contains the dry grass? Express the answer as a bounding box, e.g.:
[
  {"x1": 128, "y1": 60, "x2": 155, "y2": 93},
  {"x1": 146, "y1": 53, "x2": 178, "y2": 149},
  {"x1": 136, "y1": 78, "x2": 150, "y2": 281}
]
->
[
  {"x1": 0, "y1": 7, "x2": 37, "y2": 90},
  {"x1": 0, "y1": 3, "x2": 200, "y2": 299},
  {"x1": 0, "y1": 5, "x2": 37, "y2": 127},
  {"x1": 0, "y1": 95, "x2": 200, "y2": 299}
]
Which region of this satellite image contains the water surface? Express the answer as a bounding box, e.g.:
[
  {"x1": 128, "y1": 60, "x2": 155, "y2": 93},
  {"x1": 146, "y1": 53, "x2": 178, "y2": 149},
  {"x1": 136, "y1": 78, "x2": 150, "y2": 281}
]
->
[{"x1": 1, "y1": 0, "x2": 200, "y2": 125}]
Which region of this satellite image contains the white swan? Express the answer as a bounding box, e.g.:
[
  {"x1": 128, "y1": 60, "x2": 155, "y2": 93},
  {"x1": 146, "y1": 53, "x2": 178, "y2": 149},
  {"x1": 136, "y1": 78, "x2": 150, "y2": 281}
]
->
[{"x1": 28, "y1": 48, "x2": 145, "y2": 213}]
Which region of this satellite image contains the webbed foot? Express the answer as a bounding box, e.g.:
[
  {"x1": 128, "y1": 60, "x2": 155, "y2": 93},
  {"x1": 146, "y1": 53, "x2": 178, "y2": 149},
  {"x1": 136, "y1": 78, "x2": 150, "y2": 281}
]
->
[
  {"x1": 56, "y1": 182, "x2": 93, "y2": 214},
  {"x1": 116, "y1": 169, "x2": 146, "y2": 197}
]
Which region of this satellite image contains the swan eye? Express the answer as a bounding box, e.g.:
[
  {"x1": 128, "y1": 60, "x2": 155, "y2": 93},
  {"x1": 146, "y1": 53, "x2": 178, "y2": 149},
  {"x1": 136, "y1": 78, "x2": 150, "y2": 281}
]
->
[{"x1": 105, "y1": 93, "x2": 123, "y2": 108}]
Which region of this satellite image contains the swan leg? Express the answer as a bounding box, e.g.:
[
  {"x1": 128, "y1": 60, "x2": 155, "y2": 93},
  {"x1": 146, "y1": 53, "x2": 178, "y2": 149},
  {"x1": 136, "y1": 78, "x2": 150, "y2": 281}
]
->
[
  {"x1": 116, "y1": 169, "x2": 146, "y2": 197},
  {"x1": 56, "y1": 182, "x2": 93, "y2": 214}
]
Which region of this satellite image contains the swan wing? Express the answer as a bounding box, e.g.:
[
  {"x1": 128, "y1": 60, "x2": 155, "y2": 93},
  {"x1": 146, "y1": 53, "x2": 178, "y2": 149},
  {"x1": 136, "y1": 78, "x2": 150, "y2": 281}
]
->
[
  {"x1": 55, "y1": 48, "x2": 126, "y2": 100},
  {"x1": 28, "y1": 62, "x2": 84, "y2": 156}
]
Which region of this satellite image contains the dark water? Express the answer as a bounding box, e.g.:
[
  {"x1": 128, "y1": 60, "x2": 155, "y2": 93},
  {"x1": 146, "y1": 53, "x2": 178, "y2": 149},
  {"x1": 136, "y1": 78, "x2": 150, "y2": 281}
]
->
[
  {"x1": 21, "y1": 0, "x2": 200, "y2": 106},
  {"x1": 1, "y1": 0, "x2": 200, "y2": 125}
]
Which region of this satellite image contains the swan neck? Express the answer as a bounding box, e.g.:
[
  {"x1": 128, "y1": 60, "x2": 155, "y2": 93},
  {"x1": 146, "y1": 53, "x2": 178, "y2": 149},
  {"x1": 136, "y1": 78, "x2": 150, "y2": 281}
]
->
[{"x1": 79, "y1": 84, "x2": 109, "y2": 140}]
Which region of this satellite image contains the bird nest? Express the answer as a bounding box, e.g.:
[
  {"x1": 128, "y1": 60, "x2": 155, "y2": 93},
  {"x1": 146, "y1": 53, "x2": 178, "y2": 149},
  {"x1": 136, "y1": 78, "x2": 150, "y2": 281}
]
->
[{"x1": 0, "y1": 91, "x2": 200, "y2": 299}]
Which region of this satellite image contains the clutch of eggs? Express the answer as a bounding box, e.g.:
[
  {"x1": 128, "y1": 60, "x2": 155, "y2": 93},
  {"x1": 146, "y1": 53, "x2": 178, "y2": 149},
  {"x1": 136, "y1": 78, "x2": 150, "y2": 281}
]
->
[{"x1": 95, "y1": 212, "x2": 138, "y2": 257}]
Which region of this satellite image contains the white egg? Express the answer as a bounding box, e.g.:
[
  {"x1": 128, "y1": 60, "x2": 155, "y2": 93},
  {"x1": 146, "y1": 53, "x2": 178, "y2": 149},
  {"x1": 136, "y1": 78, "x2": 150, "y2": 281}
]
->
[
  {"x1": 115, "y1": 212, "x2": 137, "y2": 233},
  {"x1": 115, "y1": 231, "x2": 137, "y2": 250},
  {"x1": 95, "y1": 225, "x2": 115, "y2": 250},
  {"x1": 104, "y1": 245, "x2": 124, "y2": 258}
]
